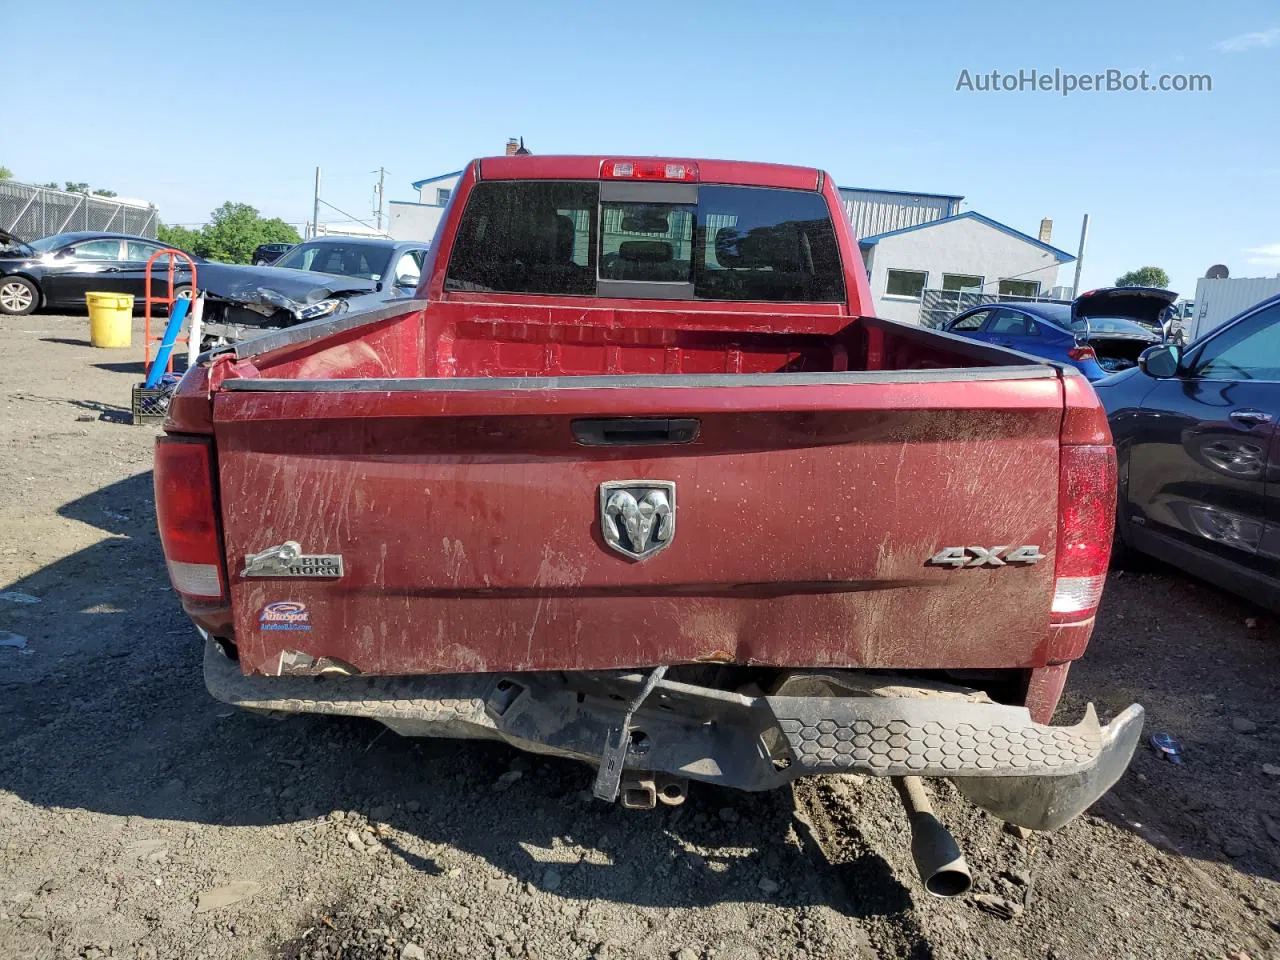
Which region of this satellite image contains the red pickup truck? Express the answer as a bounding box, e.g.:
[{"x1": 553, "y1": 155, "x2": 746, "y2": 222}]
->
[{"x1": 155, "y1": 155, "x2": 1142, "y2": 895}]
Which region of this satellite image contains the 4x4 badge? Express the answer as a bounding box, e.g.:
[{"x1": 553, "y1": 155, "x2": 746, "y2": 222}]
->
[
  {"x1": 600, "y1": 481, "x2": 676, "y2": 561},
  {"x1": 927, "y1": 545, "x2": 1045, "y2": 568}
]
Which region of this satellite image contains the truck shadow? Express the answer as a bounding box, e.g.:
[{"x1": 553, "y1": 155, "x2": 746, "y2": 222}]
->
[{"x1": 0, "y1": 472, "x2": 929, "y2": 934}]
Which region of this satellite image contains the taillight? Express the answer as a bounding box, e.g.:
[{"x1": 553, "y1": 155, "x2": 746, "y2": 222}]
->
[
  {"x1": 154, "y1": 436, "x2": 226, "y2": 601},
  {"x1": 602, "y1": 159, "x2": 699, "y2": 182},
  {"x1": 1052, "y1": 444, "x2": 1116, "y2": 622},
  {"x1": 1067, "y1": 345, "x2": 1097, "y2": 361}
]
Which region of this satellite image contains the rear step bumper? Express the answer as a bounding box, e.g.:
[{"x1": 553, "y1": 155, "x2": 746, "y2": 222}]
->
[{"x1": 204, "y1": 639, "x2": 1143, "y2": 831}]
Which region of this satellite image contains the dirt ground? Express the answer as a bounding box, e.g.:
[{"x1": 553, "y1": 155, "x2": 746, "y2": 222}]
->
[{"x1": 1, "y1": 311, "x2": 1278, "y2": 960}]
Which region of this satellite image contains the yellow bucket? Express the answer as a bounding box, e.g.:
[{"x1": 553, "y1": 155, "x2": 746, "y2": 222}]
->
[{"x1": 86, "y1": 292, "x2": 135, "y2": 348}]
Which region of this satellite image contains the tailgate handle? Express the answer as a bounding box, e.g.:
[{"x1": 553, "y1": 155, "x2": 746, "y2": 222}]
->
[{"x1": 572, "y1": 417, "x2": 700, "y2": 446}]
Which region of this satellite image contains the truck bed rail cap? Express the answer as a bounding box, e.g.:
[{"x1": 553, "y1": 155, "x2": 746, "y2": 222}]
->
[{"x1": 219, "y1": 366, "x2": 1061, "y2": 392}]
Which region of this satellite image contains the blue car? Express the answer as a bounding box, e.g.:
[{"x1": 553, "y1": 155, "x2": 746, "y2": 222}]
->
[{"x1": 942, "y1": 287, "x2": 1177, "y2": 381}]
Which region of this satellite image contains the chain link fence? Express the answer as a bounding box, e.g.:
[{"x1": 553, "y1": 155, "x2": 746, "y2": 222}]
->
[
  {"x1": 919, "y1": 289, "x2": 1071, "y2": 328},
  {"x1": 0, "y1": 180, "x2": 158, "y2": 241}
]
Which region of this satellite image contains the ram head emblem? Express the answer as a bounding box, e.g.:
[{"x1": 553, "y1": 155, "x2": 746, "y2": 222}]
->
[{"x1": 599, "y1": 481, "x2": 676, "y2": 560}]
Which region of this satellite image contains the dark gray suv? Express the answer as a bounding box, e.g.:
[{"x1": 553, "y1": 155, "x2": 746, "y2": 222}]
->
[{"x1": 251, "y1": 242, "x2": 294, "y2": 266}]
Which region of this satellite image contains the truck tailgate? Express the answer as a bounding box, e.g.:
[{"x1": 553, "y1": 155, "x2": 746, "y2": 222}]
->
[{"x1": 212, "y1": 372, "x2": 1063, "y2": 677}]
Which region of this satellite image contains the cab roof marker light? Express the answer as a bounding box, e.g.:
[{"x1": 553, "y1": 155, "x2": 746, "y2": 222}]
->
[{"x1": 602, "y1": 160, "x2": 699, "y2": 182}]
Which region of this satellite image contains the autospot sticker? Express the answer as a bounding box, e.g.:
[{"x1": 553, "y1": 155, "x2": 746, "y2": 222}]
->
[{"x1": 259, "y1": 601, "x2": 311, "y2": 632}]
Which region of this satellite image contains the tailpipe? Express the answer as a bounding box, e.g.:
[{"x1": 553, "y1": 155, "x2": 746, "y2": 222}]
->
[
  {"x1": 655, "y1": 774, "x2": 688, "y2": 806},
  {"x1": 893, "y1": 776, "x2": 972, "y2": 897}
]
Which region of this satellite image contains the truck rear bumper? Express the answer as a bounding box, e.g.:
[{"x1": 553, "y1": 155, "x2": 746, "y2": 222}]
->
[{"x1": 204, "y1": 639, "x2": 1142, "y2": 831}]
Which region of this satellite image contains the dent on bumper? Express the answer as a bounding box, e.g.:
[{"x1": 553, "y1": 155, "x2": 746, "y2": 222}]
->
[{"x1": 204, "y1": 639, "x2": 1142, "y2": 831}]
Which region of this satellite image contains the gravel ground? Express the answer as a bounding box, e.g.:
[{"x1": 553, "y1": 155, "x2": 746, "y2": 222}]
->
[{"x1": 1, "y1": 312, "x2": 1277, "y2": 960}]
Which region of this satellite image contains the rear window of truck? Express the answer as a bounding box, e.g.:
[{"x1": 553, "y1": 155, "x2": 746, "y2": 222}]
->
[{"x1": 445, "y1": 181, "x2": 845, "y2": 303}]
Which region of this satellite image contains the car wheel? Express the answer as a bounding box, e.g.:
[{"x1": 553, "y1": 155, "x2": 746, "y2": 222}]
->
[
  {"x1": 163, "y1": 285, "x2": 193, "y2": 315},
  {"x1": 0, "y1": 276, "x2": 39, "y2": 316}
]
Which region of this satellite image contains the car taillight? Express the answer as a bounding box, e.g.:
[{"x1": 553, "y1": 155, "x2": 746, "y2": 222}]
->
[
  {"x1": 602, "y1": 159, "x2": 699, "y2": 181},
  {"x1": 1052, "y1": 444, "x2": 1116, "y2": 622},
  {"x1": 1067, "y1": 345, "x2": 1097, "y2": 361},
  {"x1": 155, "y1": 436, "x2": 226, "y2": 601}
]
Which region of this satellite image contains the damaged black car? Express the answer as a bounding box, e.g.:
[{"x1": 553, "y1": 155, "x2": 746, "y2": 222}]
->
[{"x1": 197, "y1": 237, "x2": 428, "y2": 348}]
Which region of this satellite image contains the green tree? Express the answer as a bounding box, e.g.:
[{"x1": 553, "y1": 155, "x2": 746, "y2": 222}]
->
[
  {"x1": 1115, "y1": 266, "x2": 1171, "y2": 288},
  {"x1": 195, "y1": 202, "x2": 301, "y2": 263},
  {"x1": 0, "y1": 166, "x2": 12, "y2": 181},
  {"x1": 156, "y1": 223, "x2": 204, "y2": 254},
  {"x1": 64, "y1": 181, "x2": 90, "y2": 194},
  {"x1": 40, "y1": 182, "x2": 59, "y2": 190},
  {"x1": 155, "y1": 203, "x2": 302, "y2": 262},
  {"x1": 92, "y1": 189, "x2": 118, "y2": 198}
]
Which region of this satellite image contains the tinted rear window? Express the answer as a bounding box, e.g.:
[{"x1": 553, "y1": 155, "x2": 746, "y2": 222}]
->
[
  {"x1": 695, "y1": 186, "x2": 843, "y2": 301},
  {"x1": 446, "y1": 181, "x2": 598, "y2": 296},
  {"x1": 445, "y1": 181, "x2": 845, "y2": 303}
]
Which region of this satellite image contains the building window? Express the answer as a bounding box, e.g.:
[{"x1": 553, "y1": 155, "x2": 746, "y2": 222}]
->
[
  {"x1": 885, "y1": 269, "x2": 928, "y2": 299},
  {"x1": 942, "y1": 274, "x2": 983, "y2": 292},
  {"x1": 998, "y1": 278, "x2": 1041, "y2": 298},
  {"x1": 436, "y1": 187, "x2": 452, "y2": 206}
]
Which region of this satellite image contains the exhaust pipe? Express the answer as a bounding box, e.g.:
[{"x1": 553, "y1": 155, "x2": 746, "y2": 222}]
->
[
  {"x1": 655, "y1": 774, "x2": 688, "y2": 806},
  {"x1": 892, "y1": 776, "x2": 972, "y2": 897}
]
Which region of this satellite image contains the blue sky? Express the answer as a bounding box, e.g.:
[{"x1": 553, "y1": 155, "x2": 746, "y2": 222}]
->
[{"x1": 5, "y1": 0, "x2": 1278, "y2": 296}]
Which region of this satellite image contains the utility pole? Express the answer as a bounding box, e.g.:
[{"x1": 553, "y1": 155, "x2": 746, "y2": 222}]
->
[
  {"x1": 374, "y1": 167, "x2": 386, "y2": 232},
  {"x1": 1072, "y1": 214, "x2": 1090, "y2": 297},
  {"x1": 312, "y1": 166, "x2": 322, "y2": 240}
]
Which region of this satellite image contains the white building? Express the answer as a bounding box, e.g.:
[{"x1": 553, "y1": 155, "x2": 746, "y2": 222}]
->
[
  {"x1": 1189, "y1": 275, "x2": 1280, "y2": 340},
  {"x1": 839, "y1": 186, "x2": 1075, "y2": 323},
  {"x1": 313, "y1": 221, "x2": 388, "y2": 239},
  {"x1": 387, "y1": 170, "x2": 464, "y2": 243},
  {"x1": 854, "y1": 208, "x2": 1076, "y2": 324}
]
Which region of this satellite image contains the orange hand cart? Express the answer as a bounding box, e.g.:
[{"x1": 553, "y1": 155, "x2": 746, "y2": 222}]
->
[{"x1": 142, "y1": 249, "x2": 199, "y2": 376}]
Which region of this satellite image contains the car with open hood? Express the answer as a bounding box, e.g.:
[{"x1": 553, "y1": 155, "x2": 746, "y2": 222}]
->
[
  {"x1": 942, "y1": 286, "x2": 1178, "y2": 380},
  {"x1": 197, "y1": 236, "x2": 428, "y2": 348},
  {"x1": 0, "y1": 229, "x2": 202, "y2": 316}
]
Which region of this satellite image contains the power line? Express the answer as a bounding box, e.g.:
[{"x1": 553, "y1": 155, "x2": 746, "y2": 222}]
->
[{"x1": 316, "y1": 197, "x2": 385, "y2": 234}]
